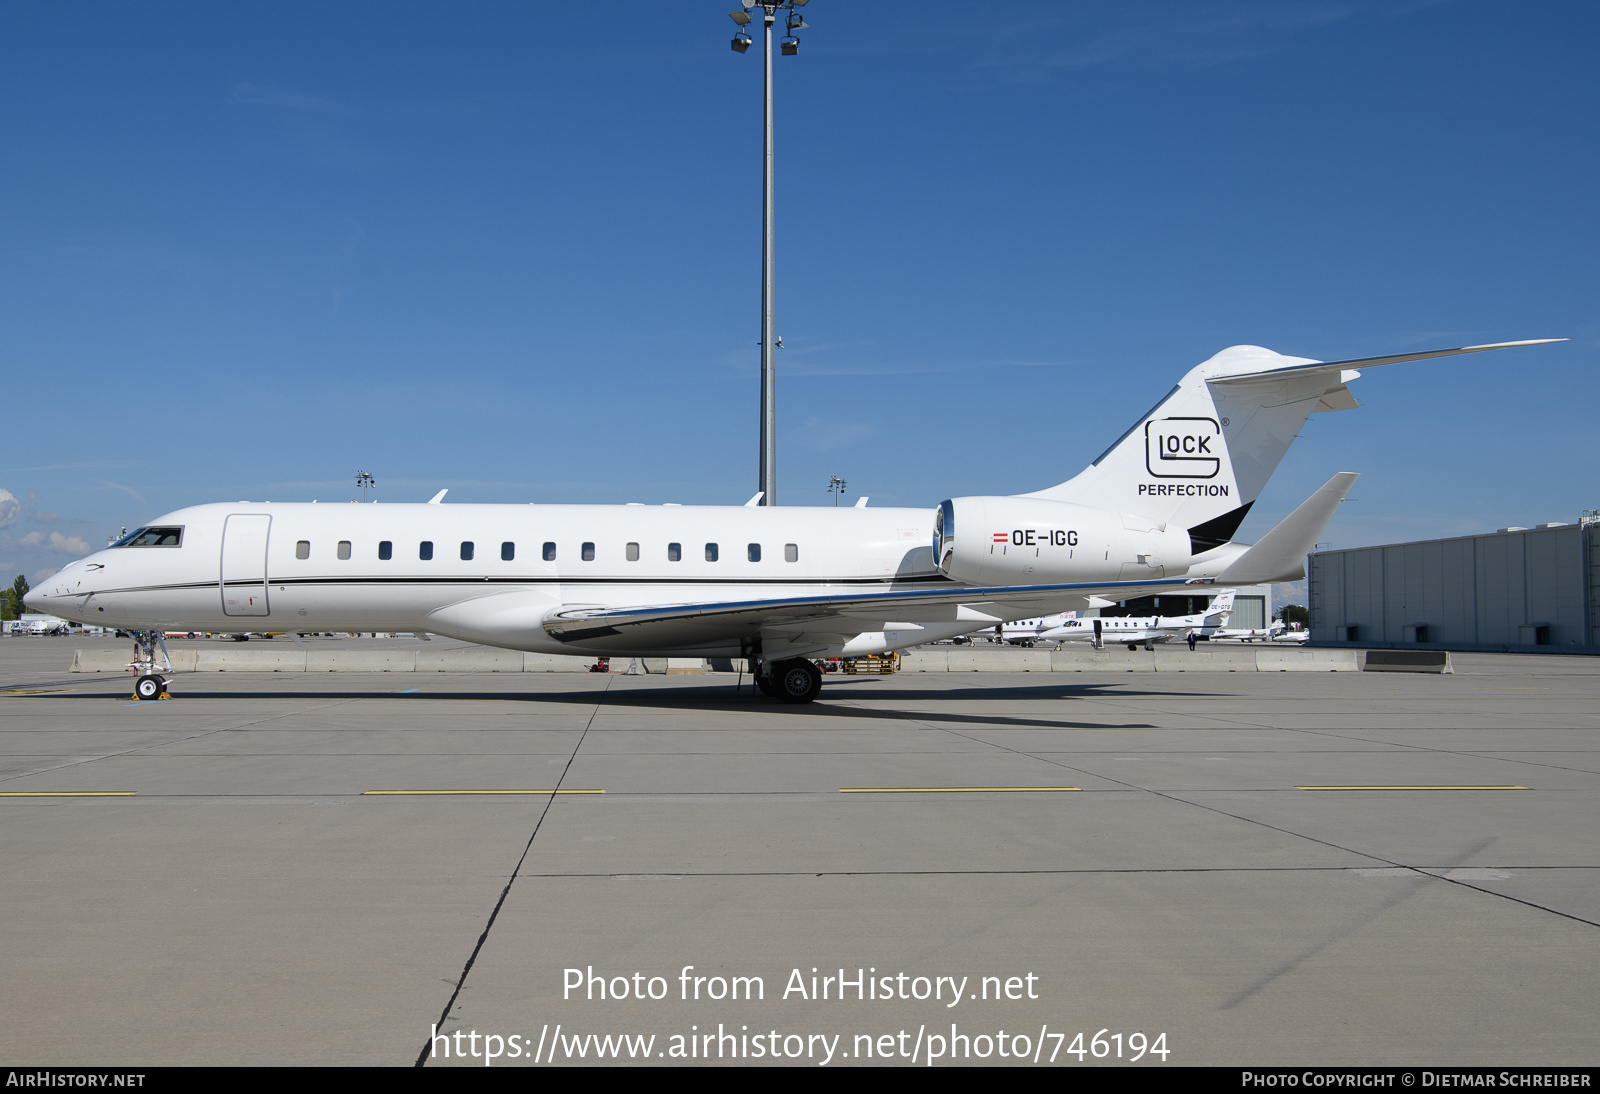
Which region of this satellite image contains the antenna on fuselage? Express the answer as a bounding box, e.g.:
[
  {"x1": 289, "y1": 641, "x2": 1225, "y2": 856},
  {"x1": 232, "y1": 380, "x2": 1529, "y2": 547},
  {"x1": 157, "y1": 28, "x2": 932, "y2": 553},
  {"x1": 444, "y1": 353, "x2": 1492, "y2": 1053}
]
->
[{"x1": 428, "y1": 489, "x2": 448, "y2": 505}]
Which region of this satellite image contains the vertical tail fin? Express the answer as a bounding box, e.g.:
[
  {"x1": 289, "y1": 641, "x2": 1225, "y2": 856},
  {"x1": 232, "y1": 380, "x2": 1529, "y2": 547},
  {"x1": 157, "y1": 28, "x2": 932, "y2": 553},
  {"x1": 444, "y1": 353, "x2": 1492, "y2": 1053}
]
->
[
  {"x1": 1204, "y1": 588, "x2": 1236, "y2": 623},
  {"x1": 1020, "y1": 340, "x2": 1558, "y2": 548}
]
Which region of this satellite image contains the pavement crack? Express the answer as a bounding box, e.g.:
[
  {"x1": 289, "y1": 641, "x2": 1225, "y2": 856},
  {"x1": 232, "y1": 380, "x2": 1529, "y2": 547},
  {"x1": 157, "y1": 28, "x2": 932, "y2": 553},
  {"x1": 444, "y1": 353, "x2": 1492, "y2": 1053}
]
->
[{"x1": 415, "y1": 676, "x2": 611, "y2": 1068}]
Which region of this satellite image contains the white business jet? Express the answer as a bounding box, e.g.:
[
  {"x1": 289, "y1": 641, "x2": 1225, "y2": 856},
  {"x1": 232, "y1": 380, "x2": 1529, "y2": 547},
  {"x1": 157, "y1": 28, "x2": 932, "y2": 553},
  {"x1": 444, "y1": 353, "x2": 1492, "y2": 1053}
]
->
[
  {"x1": 1040, "y1": 589, "x2": 1236, "y2": 650},
  {"x1": 27, "y1": 340, "x2": 1557, "y2": 702},
  {"x1": 1211, "y1": 617, "x2": 1289, "y2": 643}
]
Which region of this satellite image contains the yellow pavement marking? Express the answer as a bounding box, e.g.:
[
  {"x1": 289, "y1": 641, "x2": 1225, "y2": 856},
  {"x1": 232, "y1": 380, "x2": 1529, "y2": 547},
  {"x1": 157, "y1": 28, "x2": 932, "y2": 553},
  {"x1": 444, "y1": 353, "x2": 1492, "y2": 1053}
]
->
[
  {"x1": 0, "y1": 792, "x2": 135, "y2": 797},
  {"x1": 839, "y1": 786, "x2": 1081, "y2": 793},
  {"x1": 1296, "y1": 785, "x2": 1527, "y2": 791},
  {"x1": 362, "y1": 789, "x2": 603, "y2": 795}
]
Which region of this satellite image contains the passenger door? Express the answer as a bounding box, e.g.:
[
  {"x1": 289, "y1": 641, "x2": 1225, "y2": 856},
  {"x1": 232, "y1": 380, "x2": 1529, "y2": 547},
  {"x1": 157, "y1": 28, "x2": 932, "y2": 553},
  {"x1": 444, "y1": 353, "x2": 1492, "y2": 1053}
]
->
[{"x1": 220, "y1": 514, "x2": 271, "y2": 617}]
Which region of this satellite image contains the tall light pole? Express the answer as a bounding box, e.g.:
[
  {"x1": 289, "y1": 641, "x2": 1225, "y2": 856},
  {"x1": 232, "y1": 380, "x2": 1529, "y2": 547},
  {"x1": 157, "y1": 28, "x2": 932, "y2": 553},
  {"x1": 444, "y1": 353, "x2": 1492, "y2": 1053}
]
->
[{"x1": 731, "y1": 1, "x2": 809, "y2": 506}]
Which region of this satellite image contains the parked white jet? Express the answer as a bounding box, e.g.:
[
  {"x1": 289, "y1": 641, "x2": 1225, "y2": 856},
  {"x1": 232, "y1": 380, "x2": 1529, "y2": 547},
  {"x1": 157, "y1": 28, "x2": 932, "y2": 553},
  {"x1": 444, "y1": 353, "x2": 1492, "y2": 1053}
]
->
[
  {"x1": 27, "y1": 340, "x2": 1557, "y2": 702},
  {"x1": 1040, "y1": 590, "x2": 1236, "y2": 650},
  {"x1": 1211, "y1": 618, "x2": 1288, "y2": 643}
]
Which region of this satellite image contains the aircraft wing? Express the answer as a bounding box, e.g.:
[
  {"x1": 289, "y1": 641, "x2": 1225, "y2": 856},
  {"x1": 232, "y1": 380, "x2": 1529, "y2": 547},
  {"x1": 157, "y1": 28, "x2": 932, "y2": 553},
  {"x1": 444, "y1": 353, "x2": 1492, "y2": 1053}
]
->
[
  {"x1": 540, "y1": 470, "x2": 1361, "y2": 654},
  {"x1": 541, "y1": 576, "x2": 1195, "y2": 652}
]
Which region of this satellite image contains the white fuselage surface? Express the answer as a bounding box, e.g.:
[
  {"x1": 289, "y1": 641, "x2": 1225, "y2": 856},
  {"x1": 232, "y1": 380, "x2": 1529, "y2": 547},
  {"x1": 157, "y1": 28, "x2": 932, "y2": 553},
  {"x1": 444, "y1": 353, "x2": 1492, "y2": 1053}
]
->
[{"x1": 38, "y1": 501, "x2": 1018, "y2": 657}]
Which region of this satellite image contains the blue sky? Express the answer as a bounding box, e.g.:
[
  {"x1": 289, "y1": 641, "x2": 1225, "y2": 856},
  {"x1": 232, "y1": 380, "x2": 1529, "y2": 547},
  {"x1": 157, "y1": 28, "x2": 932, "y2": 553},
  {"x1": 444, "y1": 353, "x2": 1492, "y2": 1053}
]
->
[{"x1": 2, "y1": 1, "x2": 1595, "y2": 586}]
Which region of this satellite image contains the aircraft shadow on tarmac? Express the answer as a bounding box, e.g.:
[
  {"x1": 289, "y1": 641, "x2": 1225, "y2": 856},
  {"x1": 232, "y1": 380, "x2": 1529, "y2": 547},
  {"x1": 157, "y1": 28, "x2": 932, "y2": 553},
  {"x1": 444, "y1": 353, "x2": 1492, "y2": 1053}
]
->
[{"x1": 43, "y1": 676, "x2": 1185, "y2": 730}]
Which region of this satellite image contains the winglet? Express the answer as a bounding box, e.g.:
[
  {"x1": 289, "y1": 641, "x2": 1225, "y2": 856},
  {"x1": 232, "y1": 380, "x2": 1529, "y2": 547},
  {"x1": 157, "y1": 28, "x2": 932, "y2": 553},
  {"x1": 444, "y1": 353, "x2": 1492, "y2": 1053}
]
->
[{"x1": 1215, "y1": 473, "x2": 1358, "y2": 585}]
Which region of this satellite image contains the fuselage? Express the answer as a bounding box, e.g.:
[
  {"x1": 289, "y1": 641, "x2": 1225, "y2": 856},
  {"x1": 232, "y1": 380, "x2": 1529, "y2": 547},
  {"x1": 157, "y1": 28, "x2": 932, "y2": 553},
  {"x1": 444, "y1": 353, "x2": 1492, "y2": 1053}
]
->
[
  {"x1": 1041, "y1": 611, "x2": 1225, "y2": 644},
  {"x1": 33, "y1": 500, "x2": 1183, "y2": 657}
]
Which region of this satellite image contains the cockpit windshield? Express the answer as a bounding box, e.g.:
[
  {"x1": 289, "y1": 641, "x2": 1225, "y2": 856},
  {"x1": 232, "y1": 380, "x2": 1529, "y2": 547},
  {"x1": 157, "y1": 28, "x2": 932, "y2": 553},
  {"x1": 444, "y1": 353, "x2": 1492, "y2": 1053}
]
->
[{"x1": 111, "y1": 526, "x2": 184, "y2": 548}]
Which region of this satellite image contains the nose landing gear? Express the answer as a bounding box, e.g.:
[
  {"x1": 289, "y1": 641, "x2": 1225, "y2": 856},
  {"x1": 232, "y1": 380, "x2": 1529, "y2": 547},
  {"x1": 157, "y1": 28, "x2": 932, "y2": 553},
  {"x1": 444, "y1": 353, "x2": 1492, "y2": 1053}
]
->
[
  {"x1": 134, "y1": 674, "x2": 169, "y2": 701},
  {"x1": 130, "y1": 630, "x2": 174, "y2": 700}
]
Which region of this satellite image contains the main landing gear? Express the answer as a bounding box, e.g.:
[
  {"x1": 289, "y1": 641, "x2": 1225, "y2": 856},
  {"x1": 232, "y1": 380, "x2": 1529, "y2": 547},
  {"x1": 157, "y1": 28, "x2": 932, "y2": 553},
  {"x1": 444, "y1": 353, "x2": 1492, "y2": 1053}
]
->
[
  {"x1": 752, "y1": 657, "x2": 823, "y2": 704},
  {"x1": 130, "y1": 630, "x2": 174, "y2": 701}
]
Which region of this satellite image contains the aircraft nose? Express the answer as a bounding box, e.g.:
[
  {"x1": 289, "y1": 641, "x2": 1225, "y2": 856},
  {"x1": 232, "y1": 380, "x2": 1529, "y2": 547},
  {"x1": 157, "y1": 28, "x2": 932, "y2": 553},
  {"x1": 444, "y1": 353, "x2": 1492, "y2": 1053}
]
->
[{"x1": 22, "y1": 585, "x2": 46, "y2": 611}]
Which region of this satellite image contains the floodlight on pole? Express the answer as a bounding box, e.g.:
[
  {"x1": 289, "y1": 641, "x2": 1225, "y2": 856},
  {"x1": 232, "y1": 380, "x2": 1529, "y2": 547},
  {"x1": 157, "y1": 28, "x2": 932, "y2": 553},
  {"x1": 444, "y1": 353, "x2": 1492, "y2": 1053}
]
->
[
  {"x1": 356, "y1": 471, "x2": 376, "y2": 502},
  {"x1": 729, "y1": 1, "x2": 813, "y2": 507}
]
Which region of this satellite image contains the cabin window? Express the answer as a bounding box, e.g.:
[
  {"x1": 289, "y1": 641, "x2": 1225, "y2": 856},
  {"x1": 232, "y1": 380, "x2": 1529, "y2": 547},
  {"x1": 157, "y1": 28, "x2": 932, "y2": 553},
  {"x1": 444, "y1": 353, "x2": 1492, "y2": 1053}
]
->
[
  {"x1": 785, "y1": 543, "x2": 798, "y2": 562},
  {"x1": 378, "y1": 541, "x2": 392, "y2": 561},
  {"x1": 420, "y1": 541, "x2": 434, "y2": 560},
  {"x1": 705, "y1": 543, "x2": 719, "y2": 562},
  {"x1": 747, "y1": 543, "x2": 761, "y2": 562},
  {"x1": 337, "y1": 541, "x2": 352, "y2": 560},
  {"x1": 543, "y1": 542, "x2": 556, "y2": 561},
  {"x1": 295, "y1": 541, "x2": 310, "y2": 560},
  {"x1": 460, "y1": 541, "x2": 474, "y2": 561},
  {"x1": 626, "y1": 542, "x2": 639, "y2": 561},
  {"x1": 581, "y1": 542, "x2": 595, "y2": 561},
  {"x1": 501, "y1": 542, "x2": 514, "y2": 561},
  {"x1": 667, "y1": 542, "x2": 681, "y2": 562}
]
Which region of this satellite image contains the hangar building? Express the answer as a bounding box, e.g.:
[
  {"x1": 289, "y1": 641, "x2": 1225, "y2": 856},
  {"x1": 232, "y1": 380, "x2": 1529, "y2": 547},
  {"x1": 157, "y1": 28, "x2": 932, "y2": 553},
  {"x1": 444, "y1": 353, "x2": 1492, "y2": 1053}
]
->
[{"x1": 1307, "y1": 515, "x2": 1600, "y2": 652}]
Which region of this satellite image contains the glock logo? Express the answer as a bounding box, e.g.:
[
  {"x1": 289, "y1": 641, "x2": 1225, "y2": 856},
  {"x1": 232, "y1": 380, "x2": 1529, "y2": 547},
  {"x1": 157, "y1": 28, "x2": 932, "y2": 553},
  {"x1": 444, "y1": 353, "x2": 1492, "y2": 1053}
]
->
[{"x1": 1145, "y1": 416, "x2": 1221, "y2": 479}]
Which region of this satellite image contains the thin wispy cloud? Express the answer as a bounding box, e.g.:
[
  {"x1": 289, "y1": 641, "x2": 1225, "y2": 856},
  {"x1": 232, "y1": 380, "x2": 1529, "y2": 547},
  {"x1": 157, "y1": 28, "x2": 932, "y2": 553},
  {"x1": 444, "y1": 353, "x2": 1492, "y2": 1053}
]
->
[
  {"x1": 22, "y1": 493, "x2": 59, "y2": 525},
  {"x1": 792, "y1": 417, "x2": 875, "y2": 452},
  {"x1": 972, "y1": 2, "x2": 1352, "y2": 85},
  {"x1": 93, "y1": 479, "x2": 146, "y2": 504},
  {"x1": 0, "y1": 461, "x2": 137, "y2": 473},
  {"x1": 232, "y1": 82, "x2": 350, "y2": 116}
]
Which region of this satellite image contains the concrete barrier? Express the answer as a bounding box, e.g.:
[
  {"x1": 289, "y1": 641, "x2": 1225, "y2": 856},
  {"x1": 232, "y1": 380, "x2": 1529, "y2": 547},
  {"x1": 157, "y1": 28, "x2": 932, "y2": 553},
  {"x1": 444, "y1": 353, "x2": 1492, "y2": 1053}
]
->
[
  {"x1": 1153, "y1": 647, "x2": 1258, "y2": 672},
  {"x1": 896, "y1": 645, "x2": 1360, "y2": 673},
  {"x1": 947, "y1": 649, "x2": 1053, "y2": 672},
  {"x1": 68, "y1": 643, "x2": 1368, "y2": 675},
  {"x1": 307, "y1": 650, "x2": 415, "y2": 672},
  {"x1": 195, "y1": 648, "x2": 308, "y2": 672},
  {"x1": 522, "y1": 653, "x2": 597, "y2": 673},
  {"x1": 1364, "y1": 649, "x2": 1452, "y2": 674},
  {"x1": 1255, "y1": 648, "x2": 1361, "y2": 672},
  {"x1": 1051, "y1": 648, "x2": 1159, "y2": 671},
  {"x1": 414, "y1": 648, "x2": 523, "y2": 672},
  {"x1": 899, "y1": 649, "x2": 948, "y2": 672},
  {"x1": 70, "y1": 650, "x2": 134, "y2": 673}
]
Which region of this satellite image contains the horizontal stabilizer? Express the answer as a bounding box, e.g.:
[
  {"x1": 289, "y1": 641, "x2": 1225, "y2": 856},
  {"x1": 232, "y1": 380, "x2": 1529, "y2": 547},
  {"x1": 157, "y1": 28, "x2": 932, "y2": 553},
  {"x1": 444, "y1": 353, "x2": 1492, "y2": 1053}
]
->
[
  {"x1": 1208, "y1": 339, "x2": 1564, "y2": 389},
  {"x1": 1214, "y1": 472, "x2": 1358, "y2": 586}
]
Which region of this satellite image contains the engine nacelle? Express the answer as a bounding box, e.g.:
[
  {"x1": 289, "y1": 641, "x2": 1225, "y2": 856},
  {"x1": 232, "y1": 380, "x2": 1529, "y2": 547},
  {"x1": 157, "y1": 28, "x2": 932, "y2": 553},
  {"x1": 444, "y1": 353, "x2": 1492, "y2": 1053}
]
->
[{"x1": 933, "y1": 496, "x2": 1192, "y2": 586}]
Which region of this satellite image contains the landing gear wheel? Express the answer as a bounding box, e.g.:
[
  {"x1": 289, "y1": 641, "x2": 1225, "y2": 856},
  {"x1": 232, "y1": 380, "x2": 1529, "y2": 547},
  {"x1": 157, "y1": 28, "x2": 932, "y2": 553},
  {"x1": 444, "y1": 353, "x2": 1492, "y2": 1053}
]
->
[
  {"x1": 773, "y1": 658, "x2": 823, "y2": 704},
  {"x1": 134, "y1": 674, "x2": 164, "y2": 701},
  {"x1": 754, "y1": 672, "x2": 778, "y2": 697},
  {"x1": 1127, "y1": 642, "x2": 1138, "y2": 651}
]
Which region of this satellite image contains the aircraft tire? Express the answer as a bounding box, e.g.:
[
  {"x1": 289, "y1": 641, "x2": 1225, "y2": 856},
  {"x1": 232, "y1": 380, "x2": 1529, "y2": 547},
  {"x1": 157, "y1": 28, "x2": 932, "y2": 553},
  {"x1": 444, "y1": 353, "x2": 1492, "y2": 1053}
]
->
[
  {"x1": 773, "y1": 658, "x2": 822, "y2": 704},
  {"x1": 754, "y1": 672, "x2": 778, "y2": 698},
  {"x1": 134, "y1": 675, "x2": 163, "y2": 701},
  {"x1": 1127, "y1": 642, "x2": 1138, "y2": 651}
]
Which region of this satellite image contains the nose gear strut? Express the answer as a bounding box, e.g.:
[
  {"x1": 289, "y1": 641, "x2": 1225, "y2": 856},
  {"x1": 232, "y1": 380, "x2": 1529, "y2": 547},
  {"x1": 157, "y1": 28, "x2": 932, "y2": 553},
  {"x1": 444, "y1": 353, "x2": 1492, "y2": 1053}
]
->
[{"x1": 129, "y1": 629, "x2": 174, "y2": 700}]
